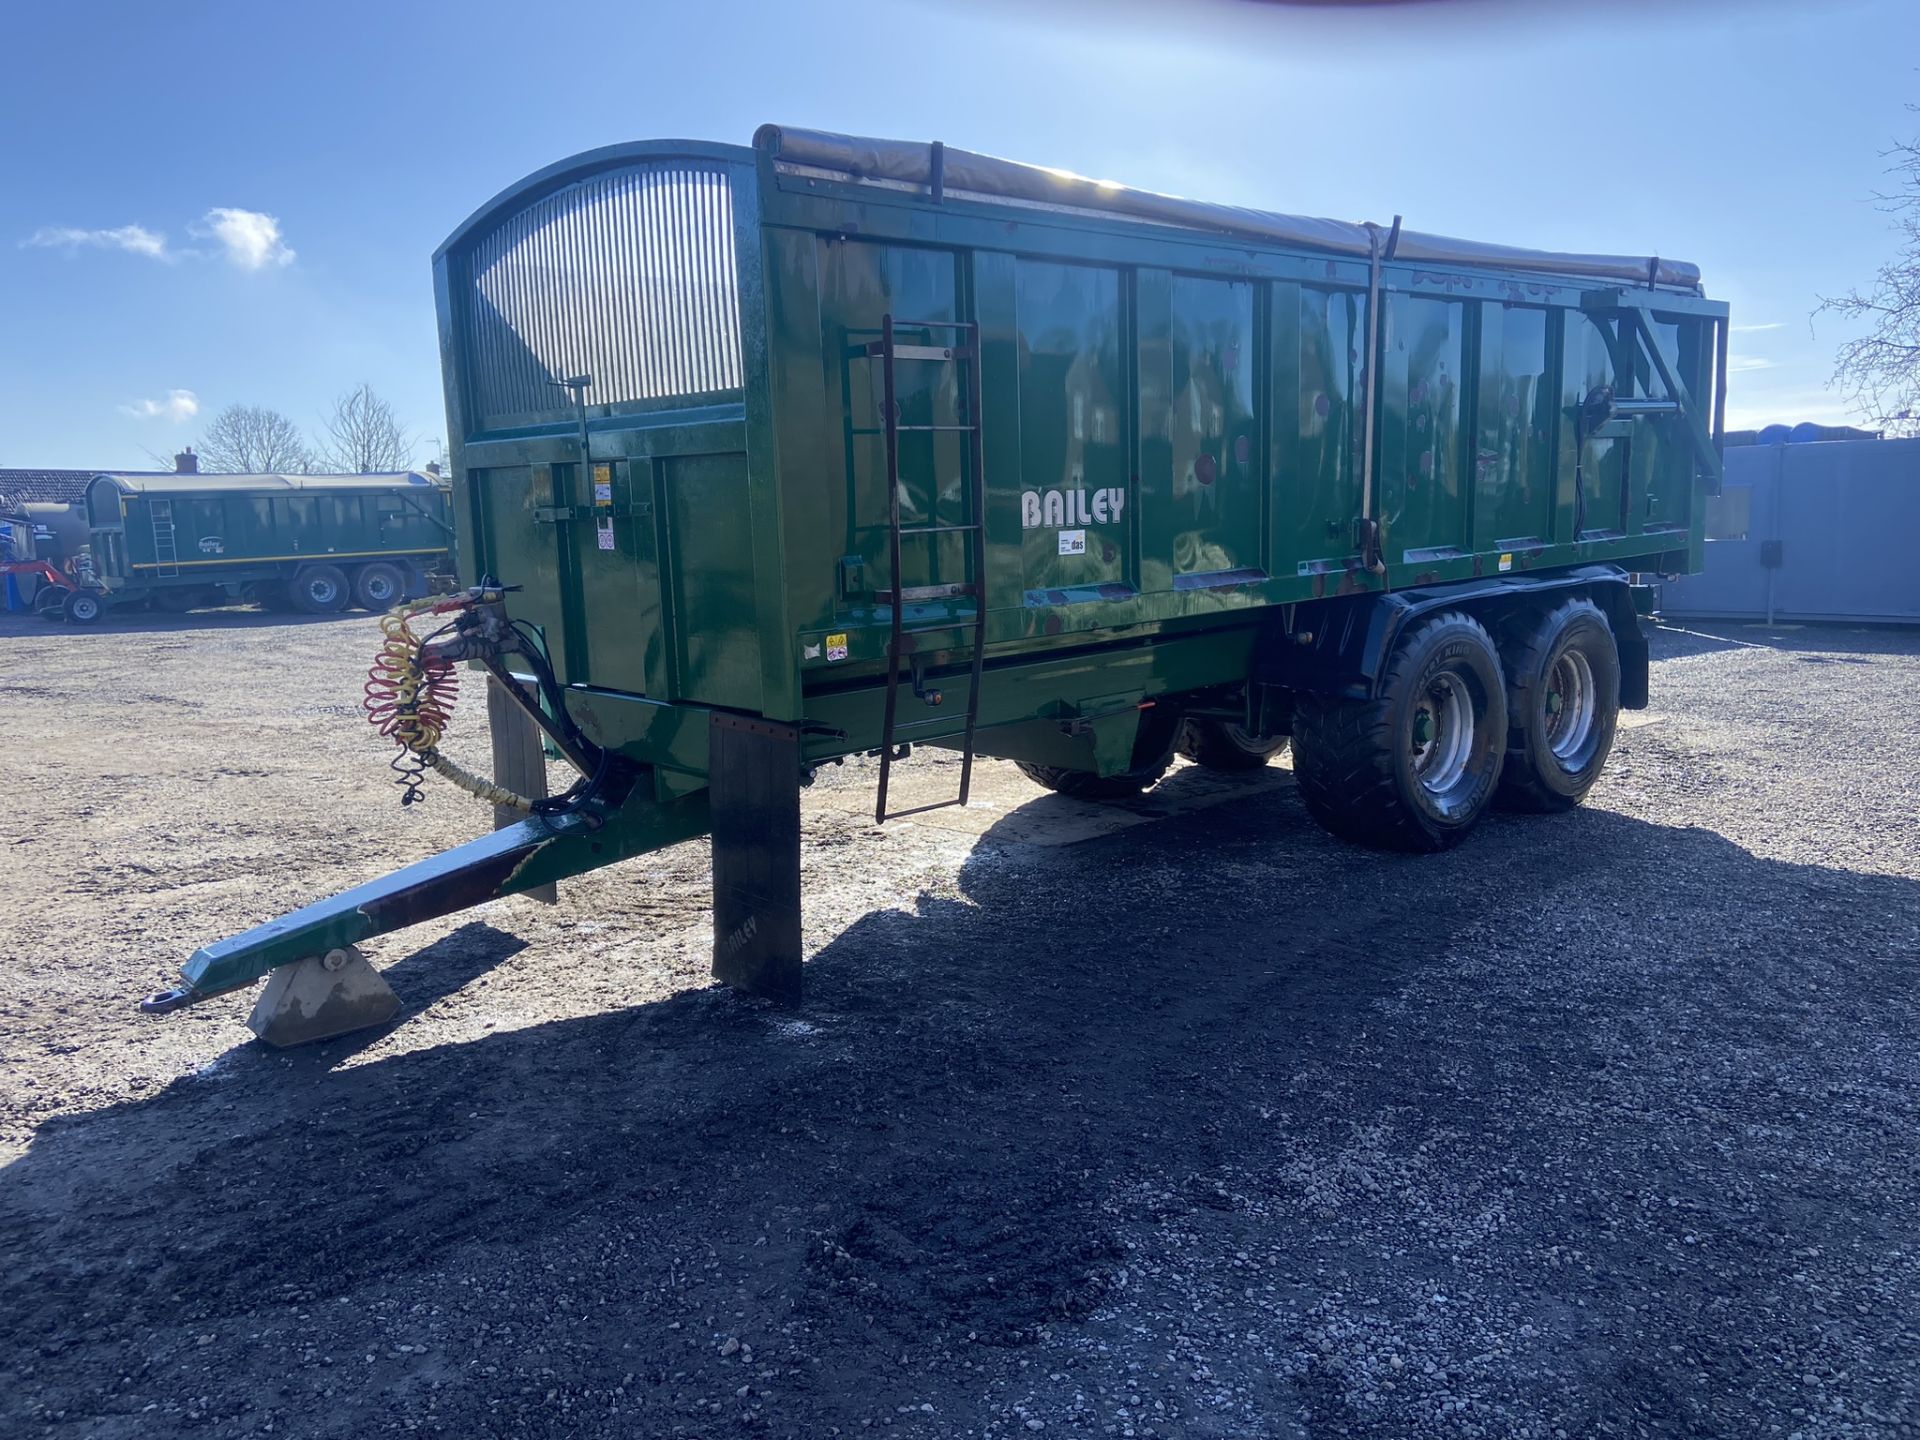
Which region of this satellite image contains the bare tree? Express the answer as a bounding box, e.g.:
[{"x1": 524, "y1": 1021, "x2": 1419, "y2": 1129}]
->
[
  {"x1": 195, "y1": 404, "x2": 312, "y2": 473},
  {"x1": 1821, "y1": 120, "x2": 1920, "y2": 435},
  {"x1": 319, "y1": 383, "x2": 415, "y2": 473}
]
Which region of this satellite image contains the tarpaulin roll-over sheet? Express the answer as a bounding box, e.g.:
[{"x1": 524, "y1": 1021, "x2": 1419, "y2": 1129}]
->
[{"x1": 757, "y1": 125, "x2": 1701, "y2": 292}]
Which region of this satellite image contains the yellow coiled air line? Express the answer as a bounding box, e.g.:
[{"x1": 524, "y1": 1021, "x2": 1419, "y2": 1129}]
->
[{"x1": 364, "y1": 599, "x2": 534, "y2": 813}]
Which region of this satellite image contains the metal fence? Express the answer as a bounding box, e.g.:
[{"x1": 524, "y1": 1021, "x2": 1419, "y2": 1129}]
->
[{"x1": 1660, "y1": 436, "x2": 1920, "y2": 624}]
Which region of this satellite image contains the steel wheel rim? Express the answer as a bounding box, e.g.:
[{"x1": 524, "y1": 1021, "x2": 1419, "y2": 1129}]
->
[
  {"x1": 367, "y1": 575, "x2": 395, "y2": 601},
  {"x1": 1545, "y1": 648, "x2": 1597, "y2": 764},
  {"x1": 311, "y1": 579, "x2": 339, "y2": 604},
  {"x1": 1411, "y1": 671, "x2": 1473, "y2": 795}
]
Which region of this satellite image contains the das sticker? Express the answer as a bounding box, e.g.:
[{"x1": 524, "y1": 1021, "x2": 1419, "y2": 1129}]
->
[
  {"x1": 1058, "y1": 529, "x2": 1086, "y2": 556},
  {"x1": 826, "y1": 632, "x2": 849, "y2": 662},
  {"x1": 1497, "y1": 552, "x2": 1513, "y2": 573}
]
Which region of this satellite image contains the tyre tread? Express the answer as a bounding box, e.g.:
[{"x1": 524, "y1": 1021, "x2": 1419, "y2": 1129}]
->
[
  {"x1": 1495, "y1": 596, "x2": 1619, "y2": 814},
  {"x1": 1289, "y1": 610, "x2": 1502, "y2": 853}
]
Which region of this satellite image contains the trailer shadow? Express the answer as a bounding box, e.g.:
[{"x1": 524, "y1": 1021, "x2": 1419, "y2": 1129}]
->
[{"x1": 4, "y1": 795, "x2": 1919, "y2": 1433}]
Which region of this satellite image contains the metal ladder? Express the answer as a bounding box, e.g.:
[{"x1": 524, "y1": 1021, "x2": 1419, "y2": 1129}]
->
[
  {"x1": 859, "y1": 314, "x2": 989, "y2": 823},
  {"x1": 148, "y1": 499, "x2": 179, "y2": 577}
]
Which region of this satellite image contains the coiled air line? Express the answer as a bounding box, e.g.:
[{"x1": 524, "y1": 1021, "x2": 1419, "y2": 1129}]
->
[{"x1": 362, "y1": 598, "x2": 535, "y2": 810}]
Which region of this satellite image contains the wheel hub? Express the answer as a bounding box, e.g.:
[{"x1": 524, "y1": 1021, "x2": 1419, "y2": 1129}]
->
[
  {"x1": 1409, "y1": 673, "x2": 1473, "y2": 795},
  {"x1": 1544, "y1": 649, "x2": 1597, "y2": 764}
]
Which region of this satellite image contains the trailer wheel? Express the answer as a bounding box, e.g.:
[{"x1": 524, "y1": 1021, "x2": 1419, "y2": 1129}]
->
[
  {"x1": 1291, "y1": 610, "x2": 1506, "y2": 851},
  {"x1": 1178, "y1": 718, "x2": 1288, "y2": 771},
  {"x1": 1015, "y1": 704, "x2": 1181, "y2": 800},
  {"x1": 63, "y1": 590, "x2": 104, "y2": 625},
  {"x1": 1495, "y1": 597, "x2": 1620, "y2": 813},
  {"x1": 289, "y1": 565, "x2": 350, "y2": 614},
  {"x1": 353, "y1": 562, "x2": 405, "y2": 611}
]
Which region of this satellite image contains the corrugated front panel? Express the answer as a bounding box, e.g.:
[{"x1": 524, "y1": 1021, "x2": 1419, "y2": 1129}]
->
[{"x1": 463, "y1": 163, "x2": 744, "y2": 429}]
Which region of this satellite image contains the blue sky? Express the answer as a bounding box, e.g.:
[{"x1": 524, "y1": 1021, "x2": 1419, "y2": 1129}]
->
[{"x1": 3, "y1": 0, "x2": 1914, "y2": 469}]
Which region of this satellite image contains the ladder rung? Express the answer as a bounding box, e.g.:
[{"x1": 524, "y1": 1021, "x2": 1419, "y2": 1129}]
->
[{"x1": 898, "y1": 523, "x2": 981, "y2": 537}]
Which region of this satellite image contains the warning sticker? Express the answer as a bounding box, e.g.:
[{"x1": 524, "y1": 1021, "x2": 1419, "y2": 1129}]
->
[
  {"x1": 1058, "y1": 529, "x2": 1086, "y2": 556},
  {"x1": 597, "y1": 517, "x2": 616, "y2": 551},
  {"x1": 826, "y1": 632, "x2": 849, "y2": 662},
  {"x1": 594, "y1": 480, "x2": 613, "y2": 504},
  {"x1": 1498, "y1": 552, "x2": 1513, "y2": 573}
]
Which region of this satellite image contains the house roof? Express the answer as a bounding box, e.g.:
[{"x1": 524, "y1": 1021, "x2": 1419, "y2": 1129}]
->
[{"x1": 0, "y1": 469, "x2": 158, "y2": 505}]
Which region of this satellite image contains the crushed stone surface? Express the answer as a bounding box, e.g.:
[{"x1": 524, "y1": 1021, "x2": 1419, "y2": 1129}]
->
[{"x1": 1, "y1": 607, "x2": 1916, "y2": 1438}]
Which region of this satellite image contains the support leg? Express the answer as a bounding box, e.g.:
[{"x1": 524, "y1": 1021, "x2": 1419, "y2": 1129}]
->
[
  {"x1": 487, "y1": 675, "x2": 556, "y2": 903},
  {"x1": 709, "y1": 713, "x2": 803, "y2": 1004}
]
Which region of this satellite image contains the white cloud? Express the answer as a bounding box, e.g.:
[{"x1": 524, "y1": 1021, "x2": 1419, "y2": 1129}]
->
[
  {"x1": 121, "y1": 389, "x2": 200, "y2": 423},
  {"x1": 1729, "y1": 356, "x2": 1775, "y2": 373},
  {"x1": 195, "y1": 207, "x2": 294, "y2": 270},
  {"x1": 1731, "y1": 322, "x2": 1784, "y2": 334},
  {"x1": 24, "y1": 223, "x2": 171, "y2": 260}
]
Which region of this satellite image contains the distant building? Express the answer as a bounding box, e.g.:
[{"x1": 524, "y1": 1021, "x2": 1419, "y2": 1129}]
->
[{"x1": 0, "y1": 448, "x2": 198, "y2": 509}]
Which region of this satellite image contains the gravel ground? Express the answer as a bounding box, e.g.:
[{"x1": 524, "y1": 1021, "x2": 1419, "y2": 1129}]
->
[{"x1": 1, "y1": 606, "x2": 1917, "y2": 1439}]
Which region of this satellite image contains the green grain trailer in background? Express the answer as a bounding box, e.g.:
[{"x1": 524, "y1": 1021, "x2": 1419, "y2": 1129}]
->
[
  {"x1": 71, "y1": 472, "x2": 452, "y2": 622},
  {"x1": 141, "y1": 125, "x2": 1728, "y2": 1043}
]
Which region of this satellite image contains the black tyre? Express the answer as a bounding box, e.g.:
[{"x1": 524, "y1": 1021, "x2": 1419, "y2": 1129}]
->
[
  {"x1": 63, "y1": 590, "x2": 104, "y2": 625},
  {"x1": 1016, "y1": 703, "x2": 1181, "y2": 801},
  {"x1": 1291, "y1": 610, "x2": 1507, "y2": 851},
  {"x1": 1495, "y1": 597, "x2": 1621, "y2": 813},
  {"x1": 352, "y1": 562, "x2": 406, "y2": 611},
  {"x1": 1178, "y1": 717, "x2": 1288, "y2": 771},
  {"x1": 289, "y1": 565, "x2": 350, "y2": 614}
]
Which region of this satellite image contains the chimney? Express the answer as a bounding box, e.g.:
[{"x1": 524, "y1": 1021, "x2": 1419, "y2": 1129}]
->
[
  {"x1": 174, "y1": 446, "x2": 199, "y2": 475},
  {"x1": 425, "y1": 461, "x2": 442, "y2": 477}
]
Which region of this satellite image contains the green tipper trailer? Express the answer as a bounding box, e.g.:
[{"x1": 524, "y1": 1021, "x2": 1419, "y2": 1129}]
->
[
  {"x1": 66, "y1": 472, "x2": 452, "y2": 622},
  {"x1": 141, "y1": 125, "x2": 1729, "y2": 1042}
]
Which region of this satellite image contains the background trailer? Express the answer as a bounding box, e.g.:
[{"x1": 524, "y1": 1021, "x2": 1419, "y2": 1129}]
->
[{"x1": 70, "y1": 471, "x2": 452, "y2": 622}]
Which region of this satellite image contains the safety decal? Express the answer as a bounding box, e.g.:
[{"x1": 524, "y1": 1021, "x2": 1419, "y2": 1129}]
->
[
  {"x1": 826, "y1": 633, "x2": 849, "y2": 662},
  {"x1": 1058, "y1": 529, "x2": 1086, "y2": 556}
]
